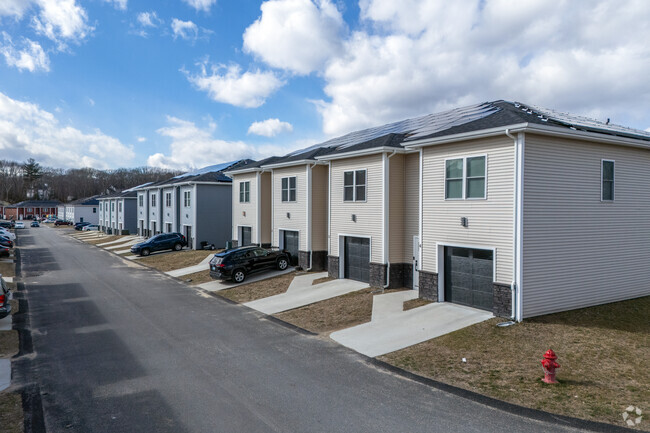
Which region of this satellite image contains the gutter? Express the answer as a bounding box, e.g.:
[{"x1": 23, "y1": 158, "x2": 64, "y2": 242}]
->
[
  {"x1": 507, "y1": 128, "x2": 524, "y2": 322},
  {"x1": 315, "y1": 146, "x2": 412, "y2": 162}
]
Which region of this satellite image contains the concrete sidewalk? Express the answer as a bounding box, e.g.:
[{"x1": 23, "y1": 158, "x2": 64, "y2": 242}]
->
[
  {"x1": 104, "y1": 238, "x2": 143, "y2": 250},
  {"x1": 0, "y1": 359, "x2": 9, "y2": 392},
  {"x1": 330, "y1": 300, "x2": 493, "y2": 357},
  {"x1": 244, "y1": 273, "x2": 367, "y2": 315},
  {"x1": 0, "y1": 314, "x2": 11, "y2": 331},
  {"x1": 166, "y1": 253, "x2": 214, "y2": 277},
  {"x1": 97, "y1": 235, "x2": 140, "y2": 246},
  {"x1": 198, "y1": 268, "x2": 295, "y2": 292}
]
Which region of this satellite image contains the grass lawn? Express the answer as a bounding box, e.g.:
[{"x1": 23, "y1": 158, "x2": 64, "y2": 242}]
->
[
  {"x1": 138, "y1": 249, "x2": 218, "y2": 272},
  {"x1": 0, "y1": 330, "x2": 18, "y2": 358},
  {"x1": 403, "y1": 298, "x2": 432, "y2": 311},
  {"x1": 312, "y1": 276, "x2": 334, "y2": 286},
  {"x1": 84, "y1": 235, "x2": 123, "y2": 245},
  {"x1": 217, "y1": 273, "x2": 295, "y2": 303},
  {"x1": 274, "y1": 288, "x2": 405, "y2": 334},
  {"x1": 0, "y1": 262, "x2": 15, "y2": 278},
  {"x1": 182, "y1": 270, "x2": 213, "y2": 285},
  {"x1": 380, "y1": 296, "x2": 650, "y2": 427},
  {"x1": 0, "y1": 392, "x2": 23, "y2": 433}
]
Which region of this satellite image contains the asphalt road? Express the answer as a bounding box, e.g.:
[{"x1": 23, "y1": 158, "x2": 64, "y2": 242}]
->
[{"x1": 13, "y1": 227, "x2": 587, "y2": 433}]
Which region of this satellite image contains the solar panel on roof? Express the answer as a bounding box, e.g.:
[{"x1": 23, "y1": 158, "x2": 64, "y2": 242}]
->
[{"x1": 172, "y1": 161, "x2": 237, "y2": 179}]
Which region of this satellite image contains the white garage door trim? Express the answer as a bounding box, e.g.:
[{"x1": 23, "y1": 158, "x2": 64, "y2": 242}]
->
[{"x1": 338, "y1": 234, "x2": 372, "y2": 280}]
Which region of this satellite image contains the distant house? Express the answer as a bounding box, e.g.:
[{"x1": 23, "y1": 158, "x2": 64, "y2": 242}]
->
[
  {"x1": 97, "y1": 189, "x2": 138, "y2": 234},
  {"x1": 62, "y1": 196, "x2": 100, "y2": 224},
  {"x1": 135, "y1": 160, "x2": 251, "y2": 249},
  {"x1": 4, "y1": 200, "x2": 61, "y2": 220}
]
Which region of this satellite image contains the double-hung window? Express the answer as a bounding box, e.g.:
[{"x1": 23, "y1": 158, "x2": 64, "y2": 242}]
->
[
  {"x1": 602, "y1": 160, "x2": 614, "y2": 201},
  {"x1": 445, "y1": 156, "x2": 486, "y2": 199},
  {"x1": 151, "y1": 194, "x2": 156, "y2": 207},
  {"x1": 240, "y1": 181, "x2": 250, "y2": 203},
  {"x1": 165, "y1": 192, "x2": 172, "y2": 207},
  {"x1": 281, "y1": 177, "x2": 296, "y2": 202},
  {"x1": 118, "y1": 202, "x2": 122, "y2": 212},
  {"x1": 184, "y1": 191, "x2": 191, "y2": 207},
  {"x1": 138, "y1": 195, "x2": 143, "y2": 207},
  {"x1": 343, "y1": 170, "x2": 366, "y2": 202}
]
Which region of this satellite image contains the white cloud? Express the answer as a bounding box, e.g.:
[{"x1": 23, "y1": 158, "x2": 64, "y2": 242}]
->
[
  {"x1": 103, "y1": 0, "x2": 127, "y2": 11},
  {"x1": 137, "y1": 136, "x2": 146, "y2": 142},
  {"x1": 0, "y1": 0, "x2": 35, "y2": 19},
  {"x1": 0, "y1": 32, "x2": 50, "y2": 72},
  {"x1": 181, "y1": 0, "x2": 217, "y2": 13},
  {"x1": 32, "y1": 0, "x2": 93, "y2": 49},
  {"x1": 171, "y1": 18, "x2": 198, "y2": 41},
  {"x1": 88, "y1": 98, "x2": 95, "y2": 106},
  {"x1": 148, "y1": 116, "x2": 303, "y2": 170},
  {"x1": 248, "y1": 118, "x2": 293, "y2": 137},
  {"x1": 0, "y1": 91, "x2": 135, "y2": 169},
  {"x1": 137, "y1": 11, "x2": 160, "y2": 27},
  {"x1": 243, "y1": 0, "x2": 344, "y2": 75},
  {"x1": 310, "y1": 0, "x2": 650, "y2": 136},
  {"x1": 185, "y1": 61, "x2": 284, "y2": 108}
]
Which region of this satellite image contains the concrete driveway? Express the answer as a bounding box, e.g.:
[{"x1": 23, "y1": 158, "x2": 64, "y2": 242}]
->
[
  {"x1": 197, "y1": 267, "x2": 295, "y2": 291},
  {"x1": 331, "y1": 292, "x2": 493, "y2": 357}
]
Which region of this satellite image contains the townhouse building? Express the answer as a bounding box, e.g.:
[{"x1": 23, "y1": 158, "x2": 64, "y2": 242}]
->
[
  {"x1": 229, "y1": 100, "x2": 650, "y2": 321},
  {"x1": 63, "y1": 196, "x2": 100, "y2": 224}
]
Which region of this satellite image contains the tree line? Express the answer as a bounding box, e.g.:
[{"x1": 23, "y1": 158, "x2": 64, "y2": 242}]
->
[{"x1": 0, "y1": 158, "x2": 182, "y2": 204}]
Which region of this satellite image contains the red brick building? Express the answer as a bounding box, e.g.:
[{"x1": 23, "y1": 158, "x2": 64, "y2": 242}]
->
[{"x1": 2, "y1": 200, "x2": 61, "y2": 220}]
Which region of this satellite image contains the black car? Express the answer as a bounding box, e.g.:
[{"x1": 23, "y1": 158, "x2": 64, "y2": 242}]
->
[
  {"x1": 31, "y1": 221, "x2": 40, "y2": 227},
  {"x1": 0, "y1": 237, "x2": 12, "y2": 248},
  {"x1": 130, "y1": 233, "x2": 187, "y2": 256},
  {"x1": 74, "y1": 222, "x2": 91, "y2": 230},
  {"x1": 0, "y1": 276, "x2": 11, "y2": 320},
  {"x1": 209, "y1": 246, "x2": 290, "y2": 283},
  {"x1": 0, "y1": 222, "x2": 11, "y2": 229}
]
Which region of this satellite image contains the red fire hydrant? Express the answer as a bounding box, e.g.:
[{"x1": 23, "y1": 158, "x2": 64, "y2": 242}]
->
[{"x1": 541, "y1": 349, "x2": 560, "y2": 384}]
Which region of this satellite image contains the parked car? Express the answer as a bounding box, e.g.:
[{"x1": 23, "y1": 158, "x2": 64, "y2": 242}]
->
[
  {"x1": 31, "y1": 221, "x2": 40, "y2": 227},
  {"x1": 209, "y1": 246, "x2": 290, "y2": 283},
  {"x1": 130, "y1": 233, "x2": 187, "y2": 256},
  {"x1": 14, "y1": 222, "x2": 24, "y2": 229},
  {"x1": 82, "y1": 224, "x2": 99, "y2": 231},
  {"x1": 0, "y1": 229, "x2": 15, "y2": 241},
  {"x1": 0, "y1": 275, "x2": 11, "y2": 320},
  {"x1": 74, "y1": 222, "x2": 91, "y2": 230},
  {"x1": 54, "y1": 220, "x2": 73, "y2": 226},
  {"x1": 0, "y1": 222, "x2": 11, "y2": 229},
  {"x1": 0, "y1": 237, "x2": 13, "y2": 248},
  {"x1": 0, "y1": 246, "x2": 8, "y2": 258}
]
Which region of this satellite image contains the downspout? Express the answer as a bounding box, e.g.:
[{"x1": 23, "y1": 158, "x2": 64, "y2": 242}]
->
[
  {"x1": 305, "y1": 162, "x2": 317, "y2": 271},
  {"x1": 256, "y1": 171, "x2": 261, "y2": 246},
  {"x1": 506, "y1": 128, "x2": 521, "y2": 321},
  {"x1": 383, "y1": 150, "x2": 398, "y2": 288}
]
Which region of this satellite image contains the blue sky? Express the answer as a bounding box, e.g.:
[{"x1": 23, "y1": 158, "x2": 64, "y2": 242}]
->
[{"x1": 1, "y1": 0, "x2": 649, "y2": 170}]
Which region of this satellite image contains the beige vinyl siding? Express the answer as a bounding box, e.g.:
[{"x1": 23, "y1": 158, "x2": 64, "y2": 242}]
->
[
  {"x1": 403, "y1": 152, "x2": 420, "y2": 263},
  {"x1": 330, "y1": 153, "x2": 384, "y2": 263},
  {"x1": 522, "y1": 134, "x2": 650, "y2": 318},
  {"x1": 421, "y1": 136, "x2": 514, "y2": 284},
  {"x1": 273, "y1": 167, "x2": 307, "y2": 248},
  {"x1": 260, "y1": 172, "x2": 272, "y2": 245},
  {"x1": 389, "y1": 154, "x2": 405, "y2": 263},
  {"x1": 231, "y1": 172, "x2": 257, "y2": 243},
  {"x1": 311, "y1": 164, "x2": 329, "y2": 251}
]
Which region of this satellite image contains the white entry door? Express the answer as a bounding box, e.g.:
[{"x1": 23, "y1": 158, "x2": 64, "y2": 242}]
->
[{"x1": 413, "y1": 236, "x2": 420, "y2": 290}]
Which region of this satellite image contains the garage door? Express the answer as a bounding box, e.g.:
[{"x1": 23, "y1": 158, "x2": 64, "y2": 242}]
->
[
  {"x1": 282, "y1": 230, "x2": 299, "y2": 266},
  {"x1": 444, "y1": 247, "x2": 493, "y2": 311},
  {"x1": 344, "y1": 237, "x2": 370, "y2": 283}
]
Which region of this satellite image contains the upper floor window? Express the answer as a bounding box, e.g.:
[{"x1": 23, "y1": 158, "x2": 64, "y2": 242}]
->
[
  {"x1": 138, "y1": 195, "x2": 143, "y2": 207},
  {"x1": 184, "y1": 191, "x2": 191, "y2": 207},
  {"x1": 111, "y1": 202, "x2": 115, "y2": 211},
  {"x1": 118, "y1": 202, "x2": 122, "y2": 212},
  {"x1": 99, "y1": 203, "x2": 103, "y2": 211},
  {"x1": 602, "y1": 160, "x2": 614, "y2": 201},
  {"x1": 165, "y1": 192, "x2": 172, "y2": 207},
  {"x1": 445, "y1": 156, "x2": 486, "y2": 200},
  {"x1": 93, "y1": 207, "x2": 97, "y2": 213},
  {"x1": 281, "y1": 177, "x2": 296, "y2": 202},
  {"x1": 151, "y1": 194, "x2": 156, "y2": 207},
  {"x1": 240, "y1": 181, "x2": 250, "y2": 203},
  {"x1": 343, "y1": 170, "x2": 366, "y2": 202}
]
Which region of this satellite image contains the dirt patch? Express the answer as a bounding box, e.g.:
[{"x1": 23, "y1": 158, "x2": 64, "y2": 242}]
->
[
  {"x1": 274, "y1": 288, "x2": 405, "y2": 334},
  {"x1": 403, "y1": 298, "x2": 432, "y2": 311},
  {"x1": 182, "y1": 270, "x2": 212, "y2": 285},
  {"x1": 312, "y1": 276, "x2": 334, "y2": 286},
  {"x1": 0, "y1": 262, "x2": 14, "y2": 278},
  {"x1": 380, "y1": 296, "x2": 650, "y2": 427},
  {"x1": 138, "y1": 250, "x2": 219, "y2": 272},
  {"x1": 217, "y1": 273, "x2": 295, "y2": 303},
  {"x1": 0, "y1": 330, "x2": 18, "y2": 358},
  {"x1": 85, "y1": 235, "x2": 124, "y2": 245},
  {"x1": 0, "y1": 392, "x2": 23, "y2": 433}
]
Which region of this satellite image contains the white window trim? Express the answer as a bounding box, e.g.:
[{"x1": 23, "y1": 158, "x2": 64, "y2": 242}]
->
[
  {"x1": 601, "y1": 159, "x2": 615, "y2": 202},
  {"x1": 183, "y1": 190, "x2": 191, "y2": 207},
  {"x1": 240, "y1": 181, "x2": 250, "y2": 203},
  {"x1": 166, "y1": 192, "x2": 172, "y2": 207},
  {"x1": 444, "y1": 154, "x2": 488, "y2": 201},
  {"x1": 281, "y1": 176, "x2": 297, "y2": 203},
  {"x1": 343, "y1": 169, "x2": 367, "y2": 203}
]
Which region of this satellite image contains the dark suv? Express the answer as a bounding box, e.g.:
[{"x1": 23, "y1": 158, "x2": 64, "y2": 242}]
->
[
  {"x1": 0, "y1": 276, "x2": 12, "y2": 320},
  {"x1": 130, "y1": 233, "x2": 187, "y2": 256},
  {"x1": 209, "y1": 246, "x2": 290, "y2": 283}
]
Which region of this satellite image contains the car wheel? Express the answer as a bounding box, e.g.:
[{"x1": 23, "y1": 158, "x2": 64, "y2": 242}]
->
[
  {"x1": 141, "y1": 248, "x2": 150, "y2": 257},
  {"x1": 277, "y1": 257, "x2": 288, "y2": 270},
  {"x1": 232, "y1": 269, "x2": 246, "y2": 283},
  {"x1": 173, "y1": 243, "x2": 182, "y2": 251}
]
